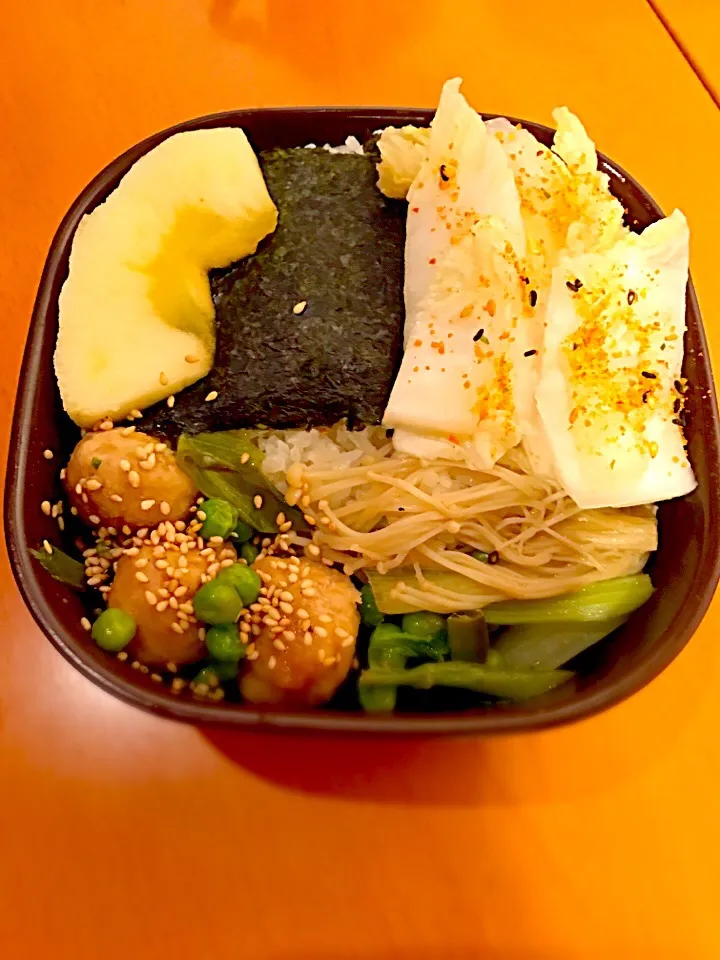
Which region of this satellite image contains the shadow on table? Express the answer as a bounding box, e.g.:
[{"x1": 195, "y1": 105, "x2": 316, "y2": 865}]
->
[
  {"x1": 199, "y1": 693, "x2": 686, "y2": 807},
  {"x1": 263, "y1": 950, "x2": 564, "y2": 960}
]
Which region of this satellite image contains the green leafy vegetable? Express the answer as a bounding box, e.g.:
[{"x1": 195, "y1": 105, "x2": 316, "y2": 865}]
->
[
  {"x1": 367, "y1": 567, "x2": 487, "y2": 614},
  {"x1": 401, "y1": 611, "x2": 446, "y2": 641},
  {"x1": 359, "y1": 622, "x2": 449, "y2": 712},
  {"x1": 359, "y1": 661, "x2": 573, "y2": 701},
  {"x1": 91, "y1": 457, "x2": 102, "y2": 469},
  {"x1": 447, "y1": 612, "x2": 489, "y2": 662},
  {"x1": 176, "y1": 431, "x2": 306, "y2": 534},
  {"x1": 31, "y1": 547, "x2": 85, "y2": 588},
  {"x1": 492, "y1": 617, "x2": 627, "y2": 671},
  {"x1": 359, "y1": 584, "x2": 384, "y2": 627},
  {"x1": 484, "y1": 576, "x2": 653, "y2": 625}
]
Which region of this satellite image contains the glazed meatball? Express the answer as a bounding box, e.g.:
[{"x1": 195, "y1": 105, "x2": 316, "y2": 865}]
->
[
  {"x1": 108, "y1": 539, "x2": 236, "y2": 666},
  {"x1": 240, "y1": 555, "x2": 360, "y2": 707},
  {"x1": 65, "y1": 428, "x2": 197, "y2": 530}
]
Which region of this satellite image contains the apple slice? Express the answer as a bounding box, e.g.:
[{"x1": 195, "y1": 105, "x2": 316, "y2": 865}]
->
[{"x1": 55, "y1": 128, "x2": 278, "y2": 426}]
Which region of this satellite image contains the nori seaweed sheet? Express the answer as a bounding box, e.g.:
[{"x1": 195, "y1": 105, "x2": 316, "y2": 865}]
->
[{"x1": 143, "y1": 147, "x2": 406, "y2": 438}]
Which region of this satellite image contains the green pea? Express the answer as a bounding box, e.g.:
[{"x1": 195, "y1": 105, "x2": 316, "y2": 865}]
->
[
  {"x1": 401, "y1": 611, "x2": 446, "y2": 641},
  {"x1": 240, "y1": 541, "x2": 259, "y2": 566},
  {"x1": 199, "y1": 499, "x2": 238, "y2": 540},
  {"x1": 193, "y1": 581, "x2": 243, "y2": 625},
  {"x1": 205, "y1": 624, "x2": 246, "y2": 663},
  {"x1": 359, "y1": 584, "x2": 384, "y2": 627},
  {"x1": 192, "y1": 662, "x2": 238, "y2": 688},
  {"x1": 216, "y1": 563, "x2": 262, "y2": 606},
  {"x1": 92, "y1": 608, "x2": 136, "y2": 651},
  {"x1": 232, "y1": 519, "x2": 254, "y2": 543}
]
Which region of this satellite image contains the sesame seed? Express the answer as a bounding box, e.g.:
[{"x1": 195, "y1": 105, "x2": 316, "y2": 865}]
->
[
  {"x1": 99, "y1": 420, "x2": 113, "y2": 431},
  {"x1": 121, "y1": 426, "x2": 136, "y2": 437},
  {"x1": 267, "y1": 655, "x2": 277, "y2": 670},
  {"x1": 293, "y1": 300, "x2": 307, "y2": 315},
  {"x1": 303, "y1": 632, "x2": 312, "y2": 646},
  {"x1": 341, "y1": 636, "x2": 354, "y2": 647},
  {"x1": 171, "y1": 622, "x2": 183, "y2": 634},
  {"x1": 205, "y1": 390, "x2": 218, "y2": 402},
  {"x1": 279, "y1": 520, "x2": 293, "y2": 533},
  {"x1": 253, "y1": 495, "x2": 263, "y2": 510},
  {"x1": 43, "y1": 449, "x2": 54, "y2": 460},
  {"x1": 171, "y1": 678, "x2": 187, "y2": 692},
  {"x1": 276, "y1": 512, "x2": 286, "y2": 527},
  {"x1": 88, "y1": 515, "x2": 100, "y2": 526},
  {"x1": 41, "y1": 501, "x2": 51, "y2": 516},
  {"x1": 209, "y1": 535, "x2": 224, "y2": 544},
  {"x1": 185, "y1": 354, "x2": 199, "y2": 363},
  {"x1": 80, "y1": 617, "x2": 91, "y2": 631},
  {"x1": 85, "y1": 478, "x2": 102, "y2": 491},
  {"x1": 156, "y1": 600, "x2": 169, "y2": 612},
  {"x1": 279, "y1": 590, "x2": 294, "y2": 603},
  {"x1": 160, "y1": 501, "x2": 171, "y2": 516},
  {"x1": 279, "y1": 602, "x2": 293, "y2": 615},
  {"x1": 302, "y1": 588, "x2": 317, "y2": 598},
  {"x1": 318, "y1": 613, "x2": 332, "y2": 624},
  {"x1": 117, "y1": 651, "x2": 128, "y2": 661},
  {"x1": 134, "y1": 557, "x2": 149, "y2": 568},
  {"x1": 174, "y1": 586, "x2": 188, "y2": 598},
  {"x1": 110, "y1": 493, "x2": 123, "y2": 503},
  {"x1": 240, "y1": 452, "x2": 250, "y2": 465},
  {"x1": 150, "y1": 673, "x2": 162, "y2": 683},
  {"x1": 70, "y1": 507, "x2": 78, "y2": 516},
  {"x1": 167, "y1": 395, "x2": 175, "y2": 408},
  {"x1": 159, "y1": 372, "x2": 169, "y2": 386},
  {"x1": 307, "y1": 544, "x2": 321, "y2": 557},
  {"x1": 335, "y1": 627, "x2": 349, "y2": 638},
  {"x1": 317, "y1": 650, "x2": 325, "y2": 663},
  {"x1": 59, "y1": 468, "x2": 66, "y2": 480},
  {"x1": 86, "y1": 576, "x2": 103, "y2": 586},
  {"x1": 130, "y1": 409, "x2": 143, "y2": 419},
  {"x1": 145, "y1": 591, "x2": 157, "y2": 606},
  {"x1": 128, "y1": 470, "x2": 140, "y2": 488},
  {"x1": 273, "y1": 638, "x2": 286, "y2": 651},
  {"x1": 135, "y1": 571, "x2": 150, "y2": 583},
  {"x1": 57, "y1": 517, "x2": 65, "y2": 531},
  {"x1": 140, "y1": 499, "x2": 155, "y2": 511},
  {"x1": 314, "y1": 626, "x2": 328, "y2": 638}
]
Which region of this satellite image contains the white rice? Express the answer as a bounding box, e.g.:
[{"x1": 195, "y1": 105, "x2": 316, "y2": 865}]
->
[
  {"x1": 258, "y1": 424, "x2": 389, "y2": 492},
  {"x1": 304, "y1": 136, "x2": 365, "y2": 155}
]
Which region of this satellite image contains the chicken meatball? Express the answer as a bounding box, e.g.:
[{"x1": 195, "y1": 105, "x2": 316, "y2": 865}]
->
[
  {"x1": 108, "y1": 538, "x2": 236, "y2": 666},
  {"x1": 240, "y1": 555, "x2": 360, "y2": 707},
  {"x1": 65, "y1": 428, "x2": 197, "y2": 530}
]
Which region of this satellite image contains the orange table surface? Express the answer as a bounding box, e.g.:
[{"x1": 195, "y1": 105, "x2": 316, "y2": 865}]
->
[
  {"x1": 2, "y1": 2, "x2": 720, "y2": 958},
  {"x1": 651, "y1": 0, "x2": 720, "y2": 105}
]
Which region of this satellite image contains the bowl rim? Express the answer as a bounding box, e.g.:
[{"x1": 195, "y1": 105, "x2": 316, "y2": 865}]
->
[{"x1": 6, "y1": 105, "x2": 720, "y2": 735}]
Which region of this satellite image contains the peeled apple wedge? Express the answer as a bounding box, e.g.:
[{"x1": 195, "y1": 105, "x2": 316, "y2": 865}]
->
[{"x1": 55, "y1": 128, "x2": 278, "y2": 426}]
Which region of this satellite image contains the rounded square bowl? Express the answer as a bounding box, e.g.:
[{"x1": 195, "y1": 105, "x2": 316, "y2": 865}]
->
[{"x1": 6, "y1": 107, "x2": 720, "y2": 733}]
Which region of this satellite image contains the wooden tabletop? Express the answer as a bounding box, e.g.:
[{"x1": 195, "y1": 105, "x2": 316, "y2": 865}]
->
[{"x1": 2, "y1": 2, "x2": 720, "y2": 957}]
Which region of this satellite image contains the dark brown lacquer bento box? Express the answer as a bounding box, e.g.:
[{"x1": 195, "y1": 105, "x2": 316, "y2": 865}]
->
[{"x1": 6, "y1": 107, "x2": 720, "y2": 733}]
